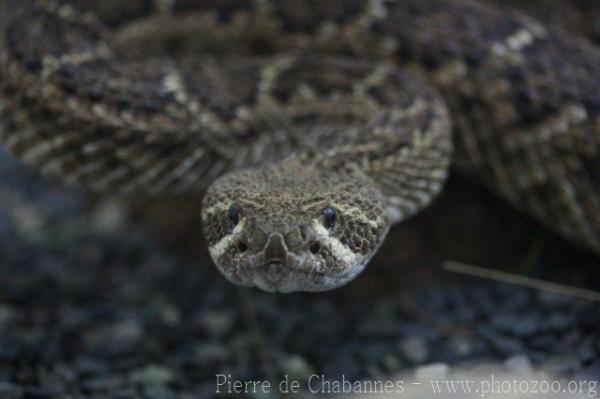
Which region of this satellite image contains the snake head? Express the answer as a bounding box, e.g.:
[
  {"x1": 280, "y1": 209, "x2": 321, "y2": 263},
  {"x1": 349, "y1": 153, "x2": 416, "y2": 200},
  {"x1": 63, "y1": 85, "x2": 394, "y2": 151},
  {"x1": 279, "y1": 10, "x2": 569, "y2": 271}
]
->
[{"x1": 201, "y1": 162, "x2": 389, "y2": 292}]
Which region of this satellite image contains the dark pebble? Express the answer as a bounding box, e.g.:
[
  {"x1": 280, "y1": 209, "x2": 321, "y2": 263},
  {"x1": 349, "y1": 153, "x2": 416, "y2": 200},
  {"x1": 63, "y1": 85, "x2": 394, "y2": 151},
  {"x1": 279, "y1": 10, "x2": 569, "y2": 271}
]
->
[
  {"x1": 323, "y1": 350, "x2": 361, "y2": 380},
  {"x1": 24, "y1": 59, "x2": 42, "y2": 73},
  {"x1": 86, "y1": 87, "x2": 104, "y2": 102},
  {"x1": 22, "y1": 387, "x2": 63, "y2": 399},
  {"x1": 510, "y1": 313, "x2": 541, "y2": 337},
  {"x1": 0, "y1": 382, "x2": 23, "y2": 399},
  {"x1": 477, "y1": 326, "x2": 524, "y2": 355},
  {"x1": 530, "y1": 334, "x2": 559, "y2": 350}
]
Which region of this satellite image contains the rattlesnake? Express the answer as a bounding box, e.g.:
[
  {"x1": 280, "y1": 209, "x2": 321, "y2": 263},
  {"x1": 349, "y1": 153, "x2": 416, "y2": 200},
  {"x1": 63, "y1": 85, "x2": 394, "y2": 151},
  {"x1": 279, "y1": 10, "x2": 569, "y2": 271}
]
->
[{"x1": 0, "y1": 0, "x2": 599, "y2": 292}]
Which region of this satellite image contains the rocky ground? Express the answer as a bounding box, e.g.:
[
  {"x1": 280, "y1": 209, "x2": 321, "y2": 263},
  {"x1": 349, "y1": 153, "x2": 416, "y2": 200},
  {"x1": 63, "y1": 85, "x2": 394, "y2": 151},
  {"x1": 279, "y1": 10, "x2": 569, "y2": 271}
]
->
[{"x1": 0, "y1": 146, "x2": 599, "y2": 399}]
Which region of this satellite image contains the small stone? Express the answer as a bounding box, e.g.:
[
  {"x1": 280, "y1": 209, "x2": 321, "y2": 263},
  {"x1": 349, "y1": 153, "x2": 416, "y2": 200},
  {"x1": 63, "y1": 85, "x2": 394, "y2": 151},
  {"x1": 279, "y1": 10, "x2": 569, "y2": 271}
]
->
[
  {"x1": 576, "y1": 305, "x2": 600, "y2": 328},
  {"x1": 524, "y1": 350, "x2": 548, "y2": 364},
  {"x1": 0, "y1": 369, "x2": 11, "y2": 383},
  {"x1": 0, "y1": 382, "x2": 23, "y2": 399},
  {"x1": 357, "y1": 303, "x2": 399, "y2": 336},
  {"x1": 84, "y1": 318, "x2": 143, "y2": 356},
  {"x1": 92, "y1": 199, "x2": 126, "y2": 232},
  {"x1": 24, "y1": 59, "x2": 42, "y2": 72},
  {"x1": 109, "y1": 319, "x2": 143, "y2": 344},
  {"x1": 53, "y1": 364, "x2": 78, "y2": 384},
  {"x1": 75, "y1": 357, "x2": 110, "y2": 375},
  {"x1": 22, "y1": 387, "x2": 63, "y2": 398},
  {"x1": 194, "y1": 343, "x2": 229, "y2": 363},
  {"x1": 575, "y1": 337, "x2": 596, "y2": 363},
  {"x1": 443, "y1": 336, "x2": 474, "y2": 360},
  {"x1": 130, "y1": 365, "x2": 174, "y2": 386},
  {"x1": 493, "y1": 336, "x2": 524, "y2": 355},
  {"x1": 454, "y1": 305, "x2": 478, "y2": 323},
  {"x1": 537, "y1": 291, "x2": 572, "y2": 306},
  {"x1": 398, "y1": 323, "x2": 442, "y2": 341},
  {"x1": 81, "y1": 375, "x2": 125, "y2": 392},
  {"x1": 145, "y1": 301, "x2": 181, "y2": 326},
  {"x1": 529, "y1": 334, "x2": 556, "y2": 350},
  {"x1": 381, "y1": 354, "x2": 402, "y2": 372},
  {"x1": 489, "y1": 313, "x2": 517, "y2": 332},
  {"x1": 545, "y1": 312, "x2": 572, "y2": 331},
  {"x1": 504, "y1": 355, "x2": 533, "y2": 374},
  {"x1": 512, "y1": 313, "x2": 542, "y2": 336},
  {"x1": 473, "y1": 291, "x2": 497, "y2": 314},
  {"x1": 277, "y1": 354, "x2": 314, "y2": 382},
  {"x1": 12, "y1": 203, "x2": 42, "y2": 236},
  {"x1": 359, "y1": 343, "x2": 391, "y2": 368},
  {"x1": 478, "y1": 326, "x2": 523, "y2": 355},
  {"x1": 141, "y1": 384, "x2": 176, "y2": 399},
  {"x1": 323, "y1": 351, "x2": 360, "y2": 379},
  {"x1": 112, "y1": 387, "x2": 138, "y2": 399},
  {"x1": 59, "y1": 306, "x2": 89, "y2": 329},
  {"x1": 200, "y1": 311, "x2": 234, "y2": 336},
  {"x1": 397, "y1": 335, "x2": 429, "y2": 364},
  {"x1": 0, "y1": 304, "x2": 17, "y2": 325},
  {"x1": 415, "y1": 363, "x2": 449, "y2": 381}
]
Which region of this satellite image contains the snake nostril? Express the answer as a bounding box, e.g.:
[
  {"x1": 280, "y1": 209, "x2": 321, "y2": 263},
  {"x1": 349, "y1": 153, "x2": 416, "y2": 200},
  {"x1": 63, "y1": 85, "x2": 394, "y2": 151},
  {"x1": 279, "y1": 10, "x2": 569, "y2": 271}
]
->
[
  {"x1": 310, "y1": 241, "x2": 321, "y2": 254},
  {"x1": 237, "y1": 240, "x2": 248, "y2": 252}
]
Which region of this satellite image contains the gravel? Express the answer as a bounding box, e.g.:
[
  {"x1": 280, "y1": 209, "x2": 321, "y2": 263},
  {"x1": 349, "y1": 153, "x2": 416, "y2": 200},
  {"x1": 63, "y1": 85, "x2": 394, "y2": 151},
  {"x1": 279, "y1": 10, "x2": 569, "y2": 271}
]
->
[{"x1": 0, "y1": 142, "x2": 599, "y2": 399}]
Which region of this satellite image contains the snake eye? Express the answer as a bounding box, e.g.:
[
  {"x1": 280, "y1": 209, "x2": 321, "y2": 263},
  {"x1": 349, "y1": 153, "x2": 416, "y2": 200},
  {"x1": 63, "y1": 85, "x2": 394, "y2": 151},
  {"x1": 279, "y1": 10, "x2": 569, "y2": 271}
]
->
[
  {"x1": 322, "y1": 206, "x2": 337, "y2": 229},
  {"x1": 228, "y1": 203, "x2": 240, "y2": 226}
]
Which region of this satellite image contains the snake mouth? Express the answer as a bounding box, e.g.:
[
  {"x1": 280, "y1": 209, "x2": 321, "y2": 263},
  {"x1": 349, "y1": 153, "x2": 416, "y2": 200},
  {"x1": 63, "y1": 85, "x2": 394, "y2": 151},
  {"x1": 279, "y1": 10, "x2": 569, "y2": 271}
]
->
[
  {"x1": 252, "y1": 260, "x2": 318, "y2": 293},
  {"x1": 265, "y1": 259, "x2": 284, "y2": 267},
  {"x1": 258, "y1": 261, "x2": 285, "y2": 277},
  {"x1": 258, "y1": 260, "x2": 332, "y2": 278},
  {"x1": 225, "y1": 253, "x2": 368, "y2": 292}
]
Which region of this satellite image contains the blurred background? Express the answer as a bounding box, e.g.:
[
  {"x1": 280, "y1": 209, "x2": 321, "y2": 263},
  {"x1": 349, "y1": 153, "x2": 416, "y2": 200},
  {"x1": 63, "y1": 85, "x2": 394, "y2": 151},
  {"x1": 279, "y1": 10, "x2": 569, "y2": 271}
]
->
[{"x1": 0, "y1": 1, "x2": 599, "y2": 398}]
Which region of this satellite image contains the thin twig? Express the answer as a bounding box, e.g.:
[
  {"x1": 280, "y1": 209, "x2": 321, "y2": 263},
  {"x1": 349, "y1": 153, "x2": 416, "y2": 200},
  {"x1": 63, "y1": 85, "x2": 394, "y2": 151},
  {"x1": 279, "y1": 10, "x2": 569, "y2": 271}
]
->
[
  {"x1": 444, "y1": 260, "x2": 600, "y2": 302},
  {"x1": 400, "y1": 298, "x2": 472, "y2": 336}
]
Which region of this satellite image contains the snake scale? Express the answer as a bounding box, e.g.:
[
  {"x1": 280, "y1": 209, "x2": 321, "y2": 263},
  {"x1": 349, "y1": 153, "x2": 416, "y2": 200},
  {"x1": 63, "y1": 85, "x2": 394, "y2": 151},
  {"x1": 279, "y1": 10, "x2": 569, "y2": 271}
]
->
[{"x1": 0, "y1": 0, "x2": 599, "y2": 292}]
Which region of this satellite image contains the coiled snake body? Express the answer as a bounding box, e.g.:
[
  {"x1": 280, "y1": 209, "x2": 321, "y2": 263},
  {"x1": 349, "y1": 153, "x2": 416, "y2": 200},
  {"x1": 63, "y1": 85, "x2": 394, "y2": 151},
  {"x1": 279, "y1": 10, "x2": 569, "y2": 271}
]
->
[{"x1": 1, "y1": 0, "x2": 599, "y2": 292}]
